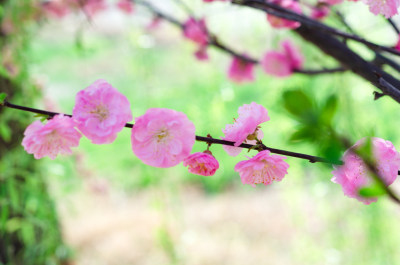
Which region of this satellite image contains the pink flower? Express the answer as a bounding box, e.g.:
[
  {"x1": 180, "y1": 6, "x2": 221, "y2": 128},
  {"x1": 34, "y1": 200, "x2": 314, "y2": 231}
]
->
[
  {"x1": 22, "y1": 115, "x2": 82, "y2": 160},
  {"x1": 228, "y1": 56, "x2": 255, "y2": 83},
  {"x1": 194, "y1": 45, "x2": 209, "y2": 61},
  {"x1": 183, "y1": 151, "x2": 219, "y2": 176},
  {"x1": 235, "y1": 150, "x2": 289, "y2": 187},
  {"x1": 183, "y1": 17, "x2": 209, "y2": 46},
  {"x1": 261, "y1": 40, "x2": 304, "y2": 77},
  {"x1": 131, "y1": 108, "x2": 196, "y2": 168},
  {"x1": 146, "y1": 16, "x2": 162, "y2": 30},
  {"x1": 311, "y1": 5, "x2": 330, "y2": 20},
  {"x1": 281, "y1": 40, "x2": 304, "y2": 70},
  {"x1": 42, "y1": 0, "x2": 70, "y2": 18},
  {"x1": 363, "y1": 0, "x2": 399, "y2": 18},
  {"x1": 331, "y1": 137, "x2": 400, "y2": 204},
  {"x1": 395, "y1": 34, "x2": 400, "y2": 51},
  {"x1": 117, "y1": 0, "x2": 134, "y2": 14},
  {"x1": 266, "y1": 0, "x2": 302, "y2": 29},
  {"x1": 262, "y1": 52, "x2": 292, "y2": 77},
  {"x1": 222, "y1": 102, "x2": 269, "y2": 156},
  {"x1": 73, "y1": 79, "x2": 133, "y2": 144}
]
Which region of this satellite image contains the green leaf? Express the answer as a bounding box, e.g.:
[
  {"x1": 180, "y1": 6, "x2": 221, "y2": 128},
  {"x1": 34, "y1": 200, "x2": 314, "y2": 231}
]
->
[
  {"x1": 0, "y1": 93, "x2": 7, "y2": 104},
  {"x1": 0, "y1": 123, "x2": 11, "y2": 142},
  {"x1": 359, "y1": 184, "x2": 386, "y2": 198},
  {"x1": 283, "y1": 90, "x2": 313, "y2": 119},
  {"x1": 289, "y1": 127, "x2": 314, "y2": 142},
  {"x1": 320, "y1": 95, "x2": 337, "y2": 125}
]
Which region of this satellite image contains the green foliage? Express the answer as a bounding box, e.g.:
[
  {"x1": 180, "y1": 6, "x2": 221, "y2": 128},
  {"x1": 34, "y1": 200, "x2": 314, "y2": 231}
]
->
[
  {"x1": 283, "y1": 89, "x2": 343, "y2": 163},
  {"x1": 359, "y1": 184, "x2": 386, "y2": 198},
  {"x1": 0, "y1": 93, "x2": 7, "y2": 104}
]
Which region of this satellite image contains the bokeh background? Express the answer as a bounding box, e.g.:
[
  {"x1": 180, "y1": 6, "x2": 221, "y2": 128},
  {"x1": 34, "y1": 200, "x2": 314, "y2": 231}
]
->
[{"x1": 2, "y1": 1, "x2": 400, "y2": 264}]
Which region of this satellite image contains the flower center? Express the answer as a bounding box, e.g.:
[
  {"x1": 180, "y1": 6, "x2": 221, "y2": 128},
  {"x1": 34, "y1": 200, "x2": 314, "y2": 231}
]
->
[
  {"x1": 90, "y1": 104, "x2": 109, "y2": 122},
  {"x1": 156, "y1": 128, "x2": 170, "y2": 143}
]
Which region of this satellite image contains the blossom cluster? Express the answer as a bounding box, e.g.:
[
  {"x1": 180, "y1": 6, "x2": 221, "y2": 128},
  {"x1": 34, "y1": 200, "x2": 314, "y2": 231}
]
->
[
  {"x1": 21, "y1": 80, "x2": 289, "y2": 188},
  {"x1": 20, "y1": 79, "x2": 400, "y2": 204}
]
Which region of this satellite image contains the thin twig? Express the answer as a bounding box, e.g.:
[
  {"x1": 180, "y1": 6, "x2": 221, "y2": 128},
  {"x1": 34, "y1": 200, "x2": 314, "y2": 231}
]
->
[{"x1": 387, "y1": 18, "x2": 400, "y2": 35}]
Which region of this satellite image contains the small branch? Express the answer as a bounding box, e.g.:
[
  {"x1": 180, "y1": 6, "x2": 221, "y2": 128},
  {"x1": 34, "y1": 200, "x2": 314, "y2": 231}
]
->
[
  {"x1": 294, "y1": 67, "x2": 346, "y2": 75},
  {"x1": 387, "y1": 18, "x2": 400, "y2": 35},
  {"x1": 134, "y1": 0, "x2": 183, "y2": 28},
  {"x1": 134, "y1": 0, "x2": 345, "y2": 75},
  {"x1": 171, "y1": 0, "x2": 196, "y2": 17},
  {"x1": 2, "y1": 101, "x2": 336, "y2": 164}
]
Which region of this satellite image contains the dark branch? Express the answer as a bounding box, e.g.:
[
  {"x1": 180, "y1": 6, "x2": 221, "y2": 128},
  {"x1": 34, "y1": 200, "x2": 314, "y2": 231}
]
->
[
  {"x1": 134, "y1": 0, "x2": 345, "y2": 75},
  {"x1": 388, "y1": 18, "x2": 400, "y2": 35},
  {"x1": 2, "y1": 101, "x2": 336, "y2": 164},
  {"x1": 233, "y1": 0, "x2": 400, "y2": 57}
]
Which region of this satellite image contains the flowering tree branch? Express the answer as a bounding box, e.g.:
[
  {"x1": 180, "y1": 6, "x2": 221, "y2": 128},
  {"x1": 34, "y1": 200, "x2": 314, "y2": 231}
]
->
[
  {"x1": 233, "y1": 0, "x2": 400, "y2": 57},
  {"x1": 2, "y1": 100, "x2": 335, "y2": 164},
  {"x1": 133, "y1": 0, "x2": 345, "y2": 74}
]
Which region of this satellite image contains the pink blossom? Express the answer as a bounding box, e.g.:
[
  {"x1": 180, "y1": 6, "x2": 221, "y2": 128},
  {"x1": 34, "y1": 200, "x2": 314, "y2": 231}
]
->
[
  {"x1": 42, "y1": 0, "x2": 70, "y2": 18},
  {"x1": 194, "y1": 45, "x2": 209, "y2": 61},
  {"x1": 117, "y1": 0, "x2": 134, "y2": 14},
  {"x1": 146, "y1": 16, "x2": 162, "y2": 30},
  {"x1": 183, "y1": 17, "x2": 209, "y2": 46},
  {"x1": 228, "y1": 56, "x2": 255, "y2": 83},
  {"x1": 363, "y1": 0, "x2": 399, "y2": 18},
  {"x1": 266, "y1": 0, "x2": 302, "y2": 29},
  {"x1": 332, "y1": 137, "x2": 400, "y2": 204},
  {"x1": 261, "y1": 40, "x2": 304, "y2": 77},
  {"x1": 311, "y1": 5, "x2": 330, "y2": 20},
  {"x1": 235, "y1": 150, "x2": 289, "y2": 187},
  {"x1": 131, "y1": 108, "x2": 196, "y2": 168},
  {"x1": 183, "y1": 151, "x2": 219, "y2": 176},
  {"x1": 395, "y1": 34, "x2": 400, "y2": 51},
  {"x1": 281, "y1": 40, "x2": 304, "y2": 70},
  {"x1": 261, "y1": 52, "x2": 292, "y2": 77},
  {"x1": 222, "y1": 102, "x2": 269, "y2": 156},
  {"x1": 22, "y1": 115, "x2": 82, "y2": 160},
  {"x1": 73, "y1": 79, "x2": 133, "y2": 144}
]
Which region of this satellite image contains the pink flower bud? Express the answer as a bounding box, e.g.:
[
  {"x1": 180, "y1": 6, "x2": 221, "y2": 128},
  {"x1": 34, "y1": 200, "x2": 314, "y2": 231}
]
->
[{"x1": 183, "y1": 152, "x2": 219, "y2": 176}]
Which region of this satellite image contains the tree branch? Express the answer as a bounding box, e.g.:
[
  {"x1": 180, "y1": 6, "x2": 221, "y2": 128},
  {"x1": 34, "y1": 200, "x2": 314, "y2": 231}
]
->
[
  {"x1": 233, "y1": 0, "x2": 400, "y2": 57},
  {"x1": 134, "y1": 0, "x2": 345, "y2": 75},
  {"x1": 231, "y1": 0, "x2": 400, "y2": 103},
  {"x1": 2, "y1": 101, "x2": 336, "y2": 164}
]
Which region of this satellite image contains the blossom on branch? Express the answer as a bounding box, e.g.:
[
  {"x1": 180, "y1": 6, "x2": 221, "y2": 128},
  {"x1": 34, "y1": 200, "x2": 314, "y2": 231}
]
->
[
  {"x1": 363, "y1": 0, "x2": 399, "y2": 18},
  {"x1": 235, "y1": 150, "x2": 289, "y2": 187},
  {"x1": 131, "y1": 108, "x2": 196, "y2": 168},
  {"x1": 261, "y1": 40, "x2": 304, "y2": 77},
  {"x1": 183, "y1": 151, "x2": 219, "y2": 176},
  {"x1": 331, "y1": 137, "x2": 400, "y2": 204},
  {"x1": 222, "y1": 102, "x2": 269, "y2": 156},
  {"x1": 22, "y1": 115, "x2": 82, "y2": 160},
  {"x1": 183, "y1": 17, "x2": 209, "y2": 46},
  {"x1": 117, "y1": 0, "x2": 134, "y2": 14},
  {"x1": 73, "y1": 79, "x2": 133, "y2": 144},
  {"x1": 228, "y1": 56, "x2": 255, "y2": 83},
  {"x1": 266, "y1": 0, "x2": 302, "y2": 29}
]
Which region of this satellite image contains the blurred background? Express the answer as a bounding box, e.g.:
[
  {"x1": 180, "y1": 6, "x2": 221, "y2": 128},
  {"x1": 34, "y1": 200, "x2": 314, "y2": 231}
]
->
[{"x1": 1, "y1": 0, "x2": 400, "y2": 264}]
